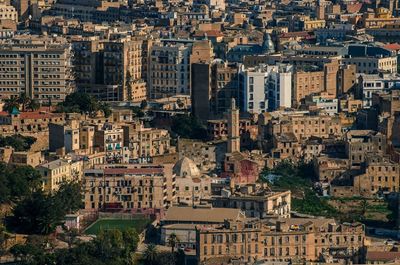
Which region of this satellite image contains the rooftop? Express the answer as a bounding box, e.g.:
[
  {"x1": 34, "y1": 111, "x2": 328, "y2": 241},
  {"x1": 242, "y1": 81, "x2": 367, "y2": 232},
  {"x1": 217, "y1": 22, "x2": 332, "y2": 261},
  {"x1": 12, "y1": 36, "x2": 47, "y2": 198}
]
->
[{"x1": 163, "y1": 206, "x2": 244, "y2": 223}]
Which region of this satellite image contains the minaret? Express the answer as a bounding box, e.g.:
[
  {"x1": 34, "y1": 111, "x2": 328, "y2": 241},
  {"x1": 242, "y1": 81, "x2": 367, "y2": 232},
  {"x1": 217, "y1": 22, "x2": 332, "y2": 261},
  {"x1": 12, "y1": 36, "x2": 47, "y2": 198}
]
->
[{"x1": 228, "y1": 98, "x2": 240, "y2": 153}]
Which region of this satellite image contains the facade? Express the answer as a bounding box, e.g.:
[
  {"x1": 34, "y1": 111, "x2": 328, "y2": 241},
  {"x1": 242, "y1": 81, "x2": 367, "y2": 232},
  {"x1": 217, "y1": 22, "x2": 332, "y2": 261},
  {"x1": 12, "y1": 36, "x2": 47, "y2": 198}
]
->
[
  {"x1": 267, "y1": 113, "x2": 343, "y2": 142},
  {"x1": 84, "y1": 164, "x2": 175, "y2": 210},
  {"x1": 37, "y1": 158, "x2": 84, "y2": 192},
  {"x1": 292, "y1": 70, "x2": 325, "y2": 107},
  {"x1": 209, "y1": 188, "x2": 291, "y2": 218},
  {"x1": 196, "y1": 218, "x2": 365, "y2": 264},
  {"x1": 304, "y1": 93, "x2": 339, "y2": 115},
  {"x1": 192, "y1": 60, "x2": 240, "y2": 119},
  {"x1": 72, "y1": 37, "x2": 150, "y2": 102},
  {"x1": 94, "y1": 124, "x2": 124, "y2": 164},
  {"x1": 345, "y1": 130, "x2": 387, "y2": 166},
  {"x1": 356, "y1": 73, "x2": 400, "y2": 108},
  {"x1": 0, "y1": 35, "x2": 74, "y2": 103},
  {"x1": 211, "y1": 61, "x2": 240, "y2": 116},
  {"x1": 49, "y1": 123, "x2": 80, "y2": 153},
  {"x1": 0, "y1": 3, "x2": 18, "y2": 22},
  {"x1": 122, "y1": 122, "x2": 171, "y2": 162},
  {"x1": 149, "y1": 42, "x2": 191, "y2": 99},
  {"x1": 240, "y1": 64, "x2": 292, "y2": 113},
  {"x1": 342, "y1": 56, "x2": 397, "y2": 74}
]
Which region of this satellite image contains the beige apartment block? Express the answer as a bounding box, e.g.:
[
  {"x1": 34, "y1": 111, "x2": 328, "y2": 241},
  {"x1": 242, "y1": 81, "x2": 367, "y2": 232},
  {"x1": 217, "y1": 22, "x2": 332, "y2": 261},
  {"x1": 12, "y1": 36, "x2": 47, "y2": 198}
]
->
[
  {"x1": 196, "y1": 218, "x2": 365, "y2": 264},
  {"x1": 84, "y1": 164, "x2": 176, "y2": 210},
  {"x1": 269, "y1": 114, "x2": 342, "y2": 142},
  {"x1": 37, "y1": 158, "x2": 84, "y2": 192},
  {"x1": 122, "y1": 122, "x2": 171, "y2": 160},
  {"x1": 293, "y1": 71, "x2": 324, "y2": 106},
  {"x1": 73, "y1": 37, "x2": 150, "y2": 102},
  {"x1": 0, "y1": 3, "x2": 18, "y2": 21}
]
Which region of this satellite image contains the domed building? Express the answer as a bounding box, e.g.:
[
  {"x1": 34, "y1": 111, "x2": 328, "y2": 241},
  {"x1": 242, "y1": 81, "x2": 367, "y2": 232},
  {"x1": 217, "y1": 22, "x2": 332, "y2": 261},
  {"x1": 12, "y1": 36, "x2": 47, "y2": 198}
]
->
[{"x1": 173, "y1": 157, "x2": 201, "y2": 177}]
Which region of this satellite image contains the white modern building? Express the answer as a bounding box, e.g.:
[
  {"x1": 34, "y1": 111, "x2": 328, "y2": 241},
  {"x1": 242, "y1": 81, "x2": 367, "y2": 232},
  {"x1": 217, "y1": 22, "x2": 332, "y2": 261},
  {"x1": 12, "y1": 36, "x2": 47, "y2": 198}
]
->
[
  {"x1": 357, "y1": 73, "x2": 400, "y2": 107},
  {"x1": 305, "y1": 93, "x2": 338, "y2": 115},
  {"x1": 240, "y1": 64, "x2": 292, "y2": 114}
]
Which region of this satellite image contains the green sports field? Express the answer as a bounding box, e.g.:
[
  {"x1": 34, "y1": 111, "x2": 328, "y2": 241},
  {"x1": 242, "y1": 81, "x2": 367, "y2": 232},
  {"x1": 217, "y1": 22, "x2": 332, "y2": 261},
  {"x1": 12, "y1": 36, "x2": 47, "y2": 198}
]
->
[{"x1": 84, "y1": 218, "x2": 151, "y2": 235}]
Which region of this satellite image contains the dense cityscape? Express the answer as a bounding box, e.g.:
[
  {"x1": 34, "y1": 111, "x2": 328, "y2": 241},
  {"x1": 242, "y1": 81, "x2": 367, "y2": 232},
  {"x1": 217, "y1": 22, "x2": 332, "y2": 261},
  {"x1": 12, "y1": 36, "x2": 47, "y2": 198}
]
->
[{"x1": 0, "y1": 0, "x2": 399, "y2": 264}]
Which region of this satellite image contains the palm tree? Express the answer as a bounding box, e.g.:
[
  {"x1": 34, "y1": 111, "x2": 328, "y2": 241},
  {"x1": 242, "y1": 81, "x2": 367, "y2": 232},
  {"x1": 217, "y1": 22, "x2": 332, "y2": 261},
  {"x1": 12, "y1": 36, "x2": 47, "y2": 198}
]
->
[
  {"x1": 27, "y1": 99, "x2": 39, "y2": 112},
  {"x1": 3, "y1": 97, "x2": 20, "y2": 113},
  {"x1": 167, "y1": 233, "x2": 179, "y2": 253},
  {"x1": 143, "y1": 244, "x2": 158, "y2": 265},
  {"x1": 17, "y1": 93, "x2": 30, "y2": 112}
]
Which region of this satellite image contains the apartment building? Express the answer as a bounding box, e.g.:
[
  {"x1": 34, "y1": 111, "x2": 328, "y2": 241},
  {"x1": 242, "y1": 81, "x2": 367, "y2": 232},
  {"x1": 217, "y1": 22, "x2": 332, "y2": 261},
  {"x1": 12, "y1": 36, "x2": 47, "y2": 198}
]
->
[
  {"x1": 208, "y1": 187, "x2": 291, "y2": 218},
  {"x1": 303, "y1": 93, "x2": 338, "y2": 115},
  {"x1": 83, "y1": 164, "x2": 176, "y2": 210},
  {"x1": 356, "y1": 154, "x2": 400, "y2": 196},
  {"x1": 0, "y1": 109, "x2": 65, "y2": 135},
  {"x1": 196, "y1": 218, "x2": 365, "y2": 264},
  {"x1": 0, "y1": 35, "x2": 74, "y2": 103},
  {"x1": 267, "y1": 113, "x2": 342, "y2": 142},
  {"x1": 49, "y1": 123, "x2": 80, "y2": 153},
  {"x1": 345, "y1": 130, "x2": 387, "y2": 166},
  {"x1": 356, "y1": 73, "x2": 400, "y2": 108},
  {"x1": 37, "y1": 158, "x2": 84, "y2": 192},
  {"x1": 149, "y1": 42, "x2": 191, "y2": 99},
  {"x1": 240, "y1": 64, "x2": 292, "y2": 113},
  {"x1": 271, "y1": 132, "x2": 301, "y2": 160},
  {"x1": 313, "y1": 156, "x2": 349, "y2": 184},
  {"x1": 0, "y1": 2, "x2": 18, "y2": 22},
  {"x1": 191, "y1": 60, "x2": 240, "y2": 119},
  {"x1": 207, "y1": 118, "x2": 257, "y2": 143},
  {"x1": 122, "y1": 121, "x2": 171, "y2": 162},
  {"x1": 337, "y1": 64, "x2": 357, "y2": 95},
  {"x1": 342, "y1": 56, "x2": 397, "y2": 74},
  {"x1": 94, "y1": 123, "x2": 124, "y2": 164},
  {"x1": 211, "y1": 61, "x2": 240, "y2": 116},
  {"x1": 72, "y1": 36, "x2": 150, "y2": 102},
  {"x1": 292, "y1": 70, "x2": 324, "y2": 107}
]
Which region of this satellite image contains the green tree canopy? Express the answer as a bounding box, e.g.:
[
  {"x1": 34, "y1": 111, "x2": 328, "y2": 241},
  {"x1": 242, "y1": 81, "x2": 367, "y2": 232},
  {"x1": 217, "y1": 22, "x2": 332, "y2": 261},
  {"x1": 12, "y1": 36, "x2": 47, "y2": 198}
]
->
[
  {"x1": 171, "y1": 115, "x2": 208, "y2": 140},
  {"x1": 0, "y1": 134, "x2": 36, "y2": 152},
  {"x1": 10, "y1": 182, "x2": 84, "y2": 235},
  {"x1": 0, "y1": 163, "x2": 41, "y2": 203},
  {"x1": 57, "y1": 92, "x2": 112, "y2": 118}
]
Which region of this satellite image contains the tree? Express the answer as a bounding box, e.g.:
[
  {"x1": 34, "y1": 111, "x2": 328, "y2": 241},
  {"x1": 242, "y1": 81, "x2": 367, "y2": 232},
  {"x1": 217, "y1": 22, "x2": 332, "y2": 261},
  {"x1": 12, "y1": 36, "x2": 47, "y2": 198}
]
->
[
  {"x1": 167, "y1": 233, "x2": 179, "y2": 253},
  {"x1": 142, "y1": 244, "x2": 158, "y2": 265},
  {"x1": 3, "y1": 97, "x2": 19, "y2": 113},
  {"x1": 360, "y1": 199, "x2": 370, "y2": 219},
  {"x1": 156, "y1": 252, "x2": 176, "y2": 265},
  {"x1": 171, "y1": 115, "x2": 208, "y2": 140},
  {"x1": 7, "y1": 166, "x2": 42, "y2": 200},
  {"x1": 7, "y1": 229, "x2": 140, "y2": 265},
  {"x1": 95, "y1": 229, "x2": 124, "y2": 262},
  {"x1": 122, "y1": 228, "x2": 139, "y2": 253},
  {"x1": 131, "y1": 106, "x2": 144, "y2": 118},
  {"x1": 99, "y1": 102, "x2": 112, "y2": 118},
  {"x1": 0, "y1": 224, "x2": 9, "y2": 262},
  {"x1": 54, "y1": 182, "x2": 84, "y2": 214},
  {"x1": 0, "y1": 134, "x2": 36, "y2": 152},
  {"x1": 58, "y1": 92, "x2": 112, "y2": 118},
  {"x1": 0, "y1": 163, "x2": 41, "y2": 203},
  {"x1": 11, "y1": 190, "x2": 65, "y2": 235},
  {"x1": 140, "y1": 100, "x2": 148, "y2": 110},
  {"x1": 18, "y1": 93, "x2": 31, "y2": 112},
  {"x1": 27, "y1": 99, "x2": 40, "y2": 112}
]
